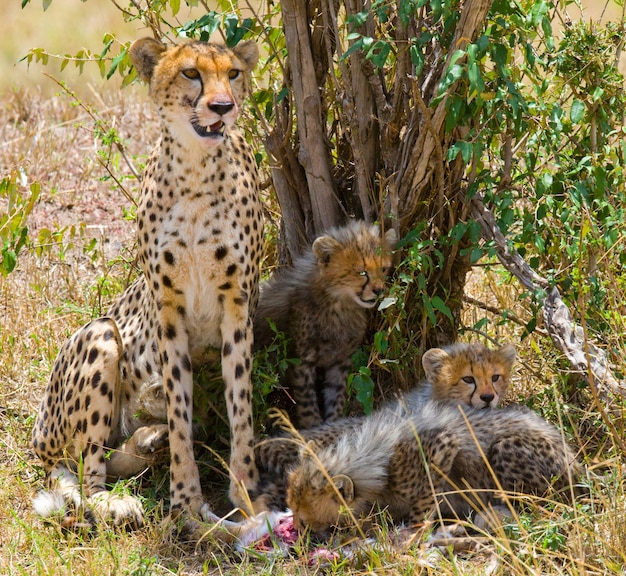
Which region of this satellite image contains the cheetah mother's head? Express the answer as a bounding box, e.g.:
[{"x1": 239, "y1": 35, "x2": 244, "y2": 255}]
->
[{"x1": 130, "y1": 37, "x2": 259, "y2": 148}]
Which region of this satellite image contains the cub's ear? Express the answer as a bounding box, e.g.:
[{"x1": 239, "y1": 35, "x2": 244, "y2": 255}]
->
[
  {"x1": 498, "y1": 343, "x2": 517, "y2": 371},
  {"x1": 312, "y1": 235, "x2": 342, "y2": 266},
  {"x1": 233, "y1": 40, "x2": 259, "y2": 71},
  {"x1": 332, "y1": 474, "x2": 355, "y2": 503},
  {"x1": 129, "y1": 37, "x2": 167, "y2": 83},
  {"x1": 383, "y1": 227, "x2": 397, "y2": 249},
  {"x1": 421, "y1": 347, "x2": 450, "y2": 383}
]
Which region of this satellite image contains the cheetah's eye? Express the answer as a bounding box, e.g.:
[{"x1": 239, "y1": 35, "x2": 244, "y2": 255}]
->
[
  {"x1": 358, "y1": 270, "x2": 368, "y2": 277},
  {"x1": 182, "y1": 68, "x2": 200, "y2": 80},
  {"x1": 462, "y1": 376, "x2": 475, "y2": 384},
  {"x1": 228, "y1": 69, "x2": 241, "y2": 80},
  {"x1": 492, "y1": 374, "x2": 501, "y2": 383}
]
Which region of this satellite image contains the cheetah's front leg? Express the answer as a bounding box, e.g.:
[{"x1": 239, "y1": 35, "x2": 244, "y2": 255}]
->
[
  {"x1": 157, "y1": 314, "x2": 204, "y2": 518},
  {"x1": 221, "y1": 297, "x2": 259, "y2": 510}
]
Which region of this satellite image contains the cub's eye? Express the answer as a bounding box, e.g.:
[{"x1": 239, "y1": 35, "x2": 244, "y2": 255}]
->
[
  {"x1": 462, "y1": 376, "x2": 475, "y2": 384},
  {"x1": 228, "y1": 69, "x2": 241, "y2": 80},
  {"x1": 358, "y1": 270, "x2": 368, "y2": 277},
  {"x1": 492, "y1": 374, "x2": 502, "y2": 383},
  {"x1": 182, "y1": 68, "x2": 200, "y2": 80}
]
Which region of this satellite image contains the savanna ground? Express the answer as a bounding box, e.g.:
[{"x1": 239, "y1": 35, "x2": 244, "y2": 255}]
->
[{"x1": 2, "y1": 1, "x2": 626, "y2": 574}]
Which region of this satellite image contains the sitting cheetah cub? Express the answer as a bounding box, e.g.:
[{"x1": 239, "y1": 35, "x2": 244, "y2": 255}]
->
[
  {"x1": 32, "y1": 38, "x2": 262, "y2": 527},
  {"x1": 252, "y1": 341, "x2": 516, "y2": 512},
  {"x1": 287, "y1": 401, "x2": 581, "y2": 533},
  {"x1": 254, "y1": 221, "x2": 396, "y2": 429}
]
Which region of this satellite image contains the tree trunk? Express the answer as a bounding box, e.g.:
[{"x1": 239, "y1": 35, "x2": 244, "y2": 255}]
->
[{"x1": 280, "y1": 0, "x2": 340, "y2": 234}]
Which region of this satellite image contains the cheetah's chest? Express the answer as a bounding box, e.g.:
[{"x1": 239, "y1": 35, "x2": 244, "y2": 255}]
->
[{"x1": 136, "y1": 134, "x2": 261, "y2": 353}]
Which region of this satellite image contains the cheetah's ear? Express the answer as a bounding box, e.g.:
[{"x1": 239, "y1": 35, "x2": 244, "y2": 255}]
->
[
  {"x1": 129, "y1": 37, "x2": 168, "y2": 83},
  {"x1": 421, "y1": 347, "x2": 450, "y2": 383},
  {"x1": 332, "y1": 474, "x2": 355, "y2": 504},
  {"x1": 312, "y1": 236, "x2": 342, "y2": 266},
  {"x1": 497, "y1": 343, "x2": 517, "y2": 371},
  {"x1": 233, "y1": 40, "x2": 260, "y2": 71}
]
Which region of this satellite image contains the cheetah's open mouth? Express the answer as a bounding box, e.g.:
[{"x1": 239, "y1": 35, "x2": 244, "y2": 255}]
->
[{"x1": 192, "y1": 119, "x2": 224, "y2": 139}]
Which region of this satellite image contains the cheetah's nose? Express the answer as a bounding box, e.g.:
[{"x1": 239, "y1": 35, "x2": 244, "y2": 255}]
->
[
  {"x1": 480, "y1": 393, "x2": 495, "y2": 405},
  {"x1": 209, "y1": 102, "x2": 234, "y2": 116}
]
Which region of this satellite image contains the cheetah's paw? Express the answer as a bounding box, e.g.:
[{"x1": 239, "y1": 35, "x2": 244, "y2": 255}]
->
[{"x1": 90, "y1": 491, "x2": 144, "y2": 529}]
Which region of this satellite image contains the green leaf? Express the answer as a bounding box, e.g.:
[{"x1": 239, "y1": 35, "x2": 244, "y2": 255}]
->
[
  {"x1": 570, "y1": 99, "x2": 585, "y2": 123},
  {"x1": 430, "y1": 295, "x2": 454, "y2": 322},
  {"x1": 366, "y1": 40, "x2": 391, "y2": 68},
  {"x1": 351, "y1": 368, "x2": 374, "y2": 414},
  {"x1": 374, "y1": 331, "x2": 388, "y2": 354},
  {"x1": 106, "y1": 49, "x2": 127, "y2": 80}
]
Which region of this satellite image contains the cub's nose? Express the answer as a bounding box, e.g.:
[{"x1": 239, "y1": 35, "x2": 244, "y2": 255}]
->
[
  {"x1": 480, "y1": 392, "x2": 495, "y2": 406},
  {"x1": 208, "y1": 102, "x2": 234, "y2": 116}
]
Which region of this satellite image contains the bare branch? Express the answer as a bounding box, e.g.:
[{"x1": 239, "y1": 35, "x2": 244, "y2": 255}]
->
[{"x1": 470, "y1": 194, "x2": 626, "y2": 404}]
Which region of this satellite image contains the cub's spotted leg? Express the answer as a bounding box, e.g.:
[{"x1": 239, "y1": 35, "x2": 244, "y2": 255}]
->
[
  {"x1": 322, "y1": 363, "x2": 351, "y2": 421},
  {"x1": 221, "y1": 300, "x2": 258, "y2": 510},
  {"x1": 391, "y1": 430, "x2": 461, "y2": 525},
  {"x1": 289, "y1": 358, "x2": 323, "y2": 429},
  {"x1": 32, "y1": 318, "x2": 144, "y2": 527}
]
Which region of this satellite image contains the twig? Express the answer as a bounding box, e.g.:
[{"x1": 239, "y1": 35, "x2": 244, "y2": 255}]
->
[{"x1": 470, "y1": 194, "x2": 626, "y2": 407}]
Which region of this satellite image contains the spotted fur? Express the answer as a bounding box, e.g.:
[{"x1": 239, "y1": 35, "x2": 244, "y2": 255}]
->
[
  {"x1": 254, "y1": 221, "x2": 396, "y2": 429},
  {"x1": 286, "y1": 401, "x2": 581, "y2": 533},
  {"x1": 422, "y1": 342, "x2": 516, "y2": 408},
  {"x1": 32, "y1": 38, "x2": 262, "y2": 526}
]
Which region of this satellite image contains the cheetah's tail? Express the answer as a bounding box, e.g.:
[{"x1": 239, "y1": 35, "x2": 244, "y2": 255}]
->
[{"x1": 32, "y1": 466, "x2": 96, "y2": 529}]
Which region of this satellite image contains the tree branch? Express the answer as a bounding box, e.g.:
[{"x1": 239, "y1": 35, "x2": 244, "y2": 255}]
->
[{"x1": 470, "y1": 194, "x2": 626, "y2": 403}]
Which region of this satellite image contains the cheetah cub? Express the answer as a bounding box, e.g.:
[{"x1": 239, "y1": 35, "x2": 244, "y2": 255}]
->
[
  {"x1": 252, "y1": 341, "x2": 516, "y2": 512},
  {"x1": 32, "y1": 38, "x2": 262, "y2": 527},
  {"x1": 421, "y1": 341, "x2": 516, "y2": 409},
  {"x1": 287, "y1": 401, "x2": 581, "y2": 533},
  {"x1": 254, "y1": 221, "x2": 396, "y2": 429}
]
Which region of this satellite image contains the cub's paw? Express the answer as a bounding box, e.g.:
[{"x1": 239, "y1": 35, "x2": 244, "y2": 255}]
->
[{"x1": 134, "y1": 423, "x2": 169, "y2": 457}]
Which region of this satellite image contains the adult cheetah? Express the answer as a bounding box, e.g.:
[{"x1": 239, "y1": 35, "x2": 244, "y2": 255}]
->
[{"x1": 32, "y1": 37, "x2": 262, "y2": 527}]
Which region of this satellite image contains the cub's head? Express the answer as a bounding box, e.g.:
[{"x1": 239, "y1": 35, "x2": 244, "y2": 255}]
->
[
  {"x1": 312, "y1": 221, "x2": 396, "y2": 308},
  {"x1": 129, "y1": 37, "x2": 259, "y2": 148},
  {"x1": 286, "y1": 443, "x2": 355, "y2": 534},
  {"x1": 422, "y1": 342, "x2": 516, "y2": 408}
]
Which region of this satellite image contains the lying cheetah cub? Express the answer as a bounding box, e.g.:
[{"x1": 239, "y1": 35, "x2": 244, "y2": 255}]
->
[
  {"x1": 32, "y1": 38, "x2": 262, "y2": 527},
  {"x1": 254, "y1": 221, "x2": 396, "y2": 429},
  {"x1": 287, "y1": 401, "x2": 581, "y2": 533},
  {"x1": 421, "y1": 341, "x2": 516, "y2": 409},
  {"x1": 252, "y1": 341, "x2": 516, "y2": 511}
]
